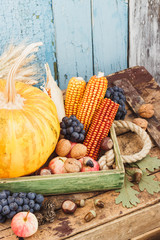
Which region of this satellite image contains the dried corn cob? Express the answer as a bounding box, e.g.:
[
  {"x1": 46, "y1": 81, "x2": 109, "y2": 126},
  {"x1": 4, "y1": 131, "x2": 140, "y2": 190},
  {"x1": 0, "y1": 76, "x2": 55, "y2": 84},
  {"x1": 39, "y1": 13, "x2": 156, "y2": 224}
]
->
[
  {"x1": 65, "y1": 77, "x2": 86, "y2": 117},
  {"x1": 76, "y1": 72, "x2": 108, "y2": 131},
  {"x1": 83, "y1": 98, "x2": 119, "y2": 160}
]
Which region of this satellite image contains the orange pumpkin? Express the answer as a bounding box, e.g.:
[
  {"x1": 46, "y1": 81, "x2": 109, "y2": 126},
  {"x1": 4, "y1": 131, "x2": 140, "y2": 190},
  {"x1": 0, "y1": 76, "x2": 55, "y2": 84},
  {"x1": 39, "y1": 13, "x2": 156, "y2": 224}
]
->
[{"x1": 0, "y1": 43, "x2": 60, "y2": 178}]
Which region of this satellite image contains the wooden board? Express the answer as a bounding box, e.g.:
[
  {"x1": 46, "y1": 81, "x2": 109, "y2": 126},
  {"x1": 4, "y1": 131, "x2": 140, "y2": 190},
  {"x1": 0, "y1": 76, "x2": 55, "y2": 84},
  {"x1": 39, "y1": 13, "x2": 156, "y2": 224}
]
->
[
  {"x1": 92, "y1": 0, "x2": 128, "y2": 75},
  {"x1": 1, "y1": 171, "x2": 160, "y2": 239},
  {"x1": 106, "y1": 66, "x2": 160, "y2": 121},
  {"x1": 114, "y1": 79, "x2": 160, "y2": 148},
  {"x1": 0, "y1": 0, "x2": 56, "y2": 83},
  {"x1": 52, "y1": 0, "x2": 93, "y2": 89},
  {"x1": 129, "y1": 0, "x2": 160, "y2": 84}
]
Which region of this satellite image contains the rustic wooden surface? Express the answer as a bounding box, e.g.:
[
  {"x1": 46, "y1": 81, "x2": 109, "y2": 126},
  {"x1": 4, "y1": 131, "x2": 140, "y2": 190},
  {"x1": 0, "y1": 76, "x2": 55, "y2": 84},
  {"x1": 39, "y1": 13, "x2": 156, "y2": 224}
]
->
[
  {"x1": 0, "y1": 66, "x2": 160, "y2": 239},
  {"x1": 129, "y1": 0, "x2": 160, "y2": 84},
  {"x1": 114, "y1": 79, "x2": 160, "y2": 148}
]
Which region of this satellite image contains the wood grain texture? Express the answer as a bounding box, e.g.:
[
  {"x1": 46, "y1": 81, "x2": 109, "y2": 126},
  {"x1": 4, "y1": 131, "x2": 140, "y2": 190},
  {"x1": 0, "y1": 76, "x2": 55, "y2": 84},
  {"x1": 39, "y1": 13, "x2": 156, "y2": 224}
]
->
[
  {"x1": 52, "y1": 0, "x2": 93, "y2": 89},
  {"x1": 0, "y1": 0, "x2": 56, "y2": 85},
  {"x1": 92, "y1": 0, "x2": 128, "y2": 75},
  {"x1": 1, "y1": 172, "x2": 160, "y2": 239},
  {"x1": 107, "y1": 66, "x2": 160, "y2": 121},
  {"x1": 114, "y1": 79, "x2": 160, "y2": 148},
  {"x1": 129, "y1": 0, "x2": 160, "y2": 84}
]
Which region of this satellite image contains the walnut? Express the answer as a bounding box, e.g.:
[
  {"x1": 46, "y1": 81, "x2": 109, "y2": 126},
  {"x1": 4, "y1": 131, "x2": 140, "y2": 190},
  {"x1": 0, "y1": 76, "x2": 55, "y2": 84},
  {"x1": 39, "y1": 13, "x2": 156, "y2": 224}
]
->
[
  {"x1": 138, "y1": 104, "x2": 154, "y2": 118},
  {"x1": 132, "y1": 118, "x2": 148, "y2": 130},
  {"x1": 55, "y1": 139, "x2": 71, "y2": 156},
  {"x1": 70, "y1": 144, "x2": 87, "y2": 159}
]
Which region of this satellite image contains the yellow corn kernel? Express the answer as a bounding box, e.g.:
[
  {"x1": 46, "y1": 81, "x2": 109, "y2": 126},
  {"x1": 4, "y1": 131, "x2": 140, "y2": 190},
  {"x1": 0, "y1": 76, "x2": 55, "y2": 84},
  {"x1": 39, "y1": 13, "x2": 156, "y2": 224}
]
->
[{"x1": 65, "y1": 77, "x2": 86, "y2": 117}]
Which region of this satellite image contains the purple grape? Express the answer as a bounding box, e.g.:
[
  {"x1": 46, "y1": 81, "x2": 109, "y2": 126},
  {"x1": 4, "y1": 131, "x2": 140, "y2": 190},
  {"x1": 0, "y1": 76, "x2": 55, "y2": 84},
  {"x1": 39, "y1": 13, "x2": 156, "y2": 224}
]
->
[
  {"x1": 4, "y1": 190, "x2": 11, "y2": 197},
  {"x1": 9, "y1": 202, "x2": 18, "y2": 211},
  {"x1": 0, "y1": 199, "x2": 8, "y2": 206},
  {"x1": 66, "y1": 127, "x2": 74, "y2": 134},
  {"x1": 17, "y1": 206, "x2": 23, "y2": 213},
  {"x1": 23, "y1": 198, "x2": 30, "y2": 205},
  {"x1": 34, "y1": 203, "x2": 40, "y2": 211},
  {"x1": 35, "y1": 194, "x2": 44, "y2": 204},
  {"x1": 6, "y1": 211, "x2": 16, "y2": 219},
  {"x1": 0, "y1": 191, "x2": 7, "y2": 199},
  {"x1": 15, "y1": 197, "x2": 23, "y2": 206},
  {"x1": 8, "y1": 196, "x2": 15, "y2": 204},
  {"x1": 2, "y1": 205, "x2": 10, "y2": 215},
  {"x1": 22, "y1": 205, "x2": 30, "y2": 211},
  {"x1": 19, "y1": 192, "x2": 27, "y2": 198},
  {"x1": 60, "y1": 121, "x2": 66, "y2": 129},
  {"x1": 29, "y1": 200, "x2": 35, "y2": 208},
  {"x1": 12, "y1": 193, "x2": 19, "y2": 198},
  {"x1": 27, "y1": 192, "x2": 36, "y2": 200}
]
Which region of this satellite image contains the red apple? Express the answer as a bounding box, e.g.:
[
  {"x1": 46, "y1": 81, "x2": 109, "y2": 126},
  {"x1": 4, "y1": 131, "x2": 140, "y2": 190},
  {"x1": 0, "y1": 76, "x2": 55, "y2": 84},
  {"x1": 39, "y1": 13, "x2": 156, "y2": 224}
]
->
[
  {"x1": 11, "y1": 212, "x2": 38, "y2": 238},
  {"x1": 79, "y1": 157, "x2": 99, "y2": 172},
  {"x1": 48, "y1": 157, "x2": 67, "y2": 174},
  {"x1": 66, "y1": 142, "x2": 77, "y2": 158}
]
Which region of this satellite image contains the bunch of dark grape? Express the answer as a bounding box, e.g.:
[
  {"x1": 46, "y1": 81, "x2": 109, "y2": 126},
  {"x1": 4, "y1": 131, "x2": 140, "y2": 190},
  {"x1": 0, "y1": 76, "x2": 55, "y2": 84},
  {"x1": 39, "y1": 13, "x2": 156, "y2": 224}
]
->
[
  {"x1": 105, "y1": 86, "x2": 127, "y2": 120},
  {"x1": 0, "y1": 190, "x2": 44, "y2": 223},
  {"x1": 60, "y1": 115, "x2": 86, "y2": 142}
]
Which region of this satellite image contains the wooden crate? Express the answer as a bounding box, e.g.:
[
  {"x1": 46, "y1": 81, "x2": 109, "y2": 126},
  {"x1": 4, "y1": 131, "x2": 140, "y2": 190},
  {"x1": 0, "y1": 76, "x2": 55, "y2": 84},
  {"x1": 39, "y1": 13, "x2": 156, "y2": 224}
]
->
[{"x1": 0, "y1": 125, "x2": 124, "y2": 195}]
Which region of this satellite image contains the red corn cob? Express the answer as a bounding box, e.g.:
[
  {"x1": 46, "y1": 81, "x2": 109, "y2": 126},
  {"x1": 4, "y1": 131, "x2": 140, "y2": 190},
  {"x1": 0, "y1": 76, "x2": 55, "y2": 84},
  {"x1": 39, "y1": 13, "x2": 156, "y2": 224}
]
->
[
  {"x1": 76, "y1": 73, "x2": 108, "y2": 131},
  {"x1": 83, "y1": 98, "x2": 119, "y2": 160}
]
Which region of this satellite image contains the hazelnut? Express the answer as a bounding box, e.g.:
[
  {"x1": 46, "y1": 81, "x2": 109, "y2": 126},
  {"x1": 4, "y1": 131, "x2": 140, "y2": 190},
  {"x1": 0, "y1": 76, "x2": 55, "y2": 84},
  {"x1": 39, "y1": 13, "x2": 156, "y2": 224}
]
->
[
  {"x1": 94, "y1": 199, "x2": 105, "y2": 208},
  {"x1": 132, "y1": 118, "x2": 148, "y2": 130},
  {"x1": 40, "y1": 168, "x2": 52, "y2": 176},
  {"x1": 55, "y1": 139, "x2": 71, "y2": 156},
  {"x1": 100, "y1": 137, "x2": 113, "y2": 151},
  {"x1": 75, "y1": 199, "x2": 85, "y2": 207},
  {"x1": 138, "y1": 104, "x2": 154, "y2": 118},
  {"x1": 84, "y1": 210, "x2": 96, "y2": 222},
  {"x1": 64, "y1": 158, "x2": 82, "y2": 173},
  {"x1": 62, "y1": 200, "x2": 77, "y2": 214},
  {"x1": 70, "y1": 144, "x2": 87, "y2": 159}
]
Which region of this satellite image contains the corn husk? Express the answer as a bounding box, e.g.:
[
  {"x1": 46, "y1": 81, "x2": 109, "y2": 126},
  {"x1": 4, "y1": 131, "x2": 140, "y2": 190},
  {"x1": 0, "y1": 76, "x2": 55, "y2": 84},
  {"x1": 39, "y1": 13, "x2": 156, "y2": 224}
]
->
[{"x1": 44, "y1": 63, "x2": 65, "y2": 122}]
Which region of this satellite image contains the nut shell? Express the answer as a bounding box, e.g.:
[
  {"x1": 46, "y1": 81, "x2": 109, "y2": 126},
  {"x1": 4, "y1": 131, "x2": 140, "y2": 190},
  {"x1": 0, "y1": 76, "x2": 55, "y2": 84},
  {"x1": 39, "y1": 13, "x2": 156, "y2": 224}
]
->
[
  {"x1": 70, "y1": 144, "x2": 87, "y2": 159},
  {"x1": 55, "y1": 139, "x2": 71, "y2": 156},
  {"x1": 132, "y1": 118, "x2": 148, "y2": 130},
  {"x1": 64, "y1": 158, "x2": 82, "y2": 173},
  {"x1": 62, "y1": 200, "x2": 77, "y2": 214},
  {"x1": 138, "y1": 104, "x2": 154, "y2": 118},
  {"x1": 100, "y1": 137, "x2": 113, "y2": 151}
]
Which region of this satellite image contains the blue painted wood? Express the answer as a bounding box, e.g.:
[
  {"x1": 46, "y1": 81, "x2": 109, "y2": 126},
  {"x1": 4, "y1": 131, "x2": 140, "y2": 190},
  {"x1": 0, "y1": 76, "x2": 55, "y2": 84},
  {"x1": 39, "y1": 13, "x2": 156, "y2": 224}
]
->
[
  {"x1": 0, "y1": 0, "x2": 56, "y2": 86},
  {"x1": 52, "y1": 0, "x2": 93, "y2": 90},
  {"x1": 92, "y1": 0, "x2": 128, "y2": 75}
]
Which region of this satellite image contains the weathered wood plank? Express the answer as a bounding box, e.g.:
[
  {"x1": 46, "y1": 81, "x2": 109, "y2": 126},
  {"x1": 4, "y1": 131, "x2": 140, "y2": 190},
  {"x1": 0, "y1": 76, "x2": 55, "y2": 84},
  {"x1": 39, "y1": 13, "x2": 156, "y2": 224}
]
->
[
  {"x1": 92, "y1": 0, "x2": 128, "y2": 75},
  {"x1": 129, "y1": 0, "x2": 160, "y2": 84},
  {"x1": 0, "y1": 0, "x2": 56, "y2": 85},
  {"x1": 114, "y1": 79, "x2": 160, "y2": 148},
  {"x1": 67, "y1": 203, "x2": 160, "y2": 240},
  {"x1": 52, "y1": 0, "x2": 93, "y2": 89},
  {"x1": 107, "y1": 66, "x2": 160, "y2": 121},
  {"x1": 1, "y1": 172, "x2": 160, "y2": 239},
  {"x1": 132, "y1": 227, "x2": 160, "y2": 240}
]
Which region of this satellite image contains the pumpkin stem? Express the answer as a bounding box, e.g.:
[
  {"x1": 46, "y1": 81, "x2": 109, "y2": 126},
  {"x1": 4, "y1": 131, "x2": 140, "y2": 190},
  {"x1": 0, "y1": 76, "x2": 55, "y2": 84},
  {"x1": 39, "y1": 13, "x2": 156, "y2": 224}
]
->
[{"x1": 5, "y1": 42, "x2": 43, "y2": 103}]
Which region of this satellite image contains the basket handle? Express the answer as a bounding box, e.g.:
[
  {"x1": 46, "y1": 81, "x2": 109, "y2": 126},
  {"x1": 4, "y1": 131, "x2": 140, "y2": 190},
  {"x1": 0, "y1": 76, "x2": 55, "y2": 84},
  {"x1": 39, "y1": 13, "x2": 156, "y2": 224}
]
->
[{"x1": 99, "y1": 120, "x2": 152, "y2": 170}]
